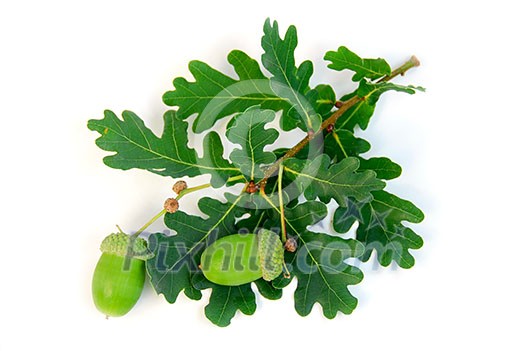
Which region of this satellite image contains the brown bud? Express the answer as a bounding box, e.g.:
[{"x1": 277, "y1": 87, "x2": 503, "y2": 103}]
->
[
  {"x1": 284, "y1": 237, "x2": 297, "y2": 252},
  {"x1": 326, "y1": 124, "x2": 334, "y2": 133},
  {"x1": 172, "y1": 180, "x2": 187, "y2": 194},
  {"x1": 335, "y1": 101, "x2": 343, "y2": 108},
  {"x1": 245, "y1": 180, "x2": 258, "y2": 194},
  {"x1": 163, "y1": 198, "x2": 179, "y2": 214}
]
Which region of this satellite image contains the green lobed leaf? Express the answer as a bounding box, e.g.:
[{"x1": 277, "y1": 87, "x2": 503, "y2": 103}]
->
[
  {"x1": 226, "y1": 106, "x2": 279, "y2": 180},
  {"x1": 261, "y1": 19, "x2": 321, "y2": 132},
  {"x1": 332, "y1": 152, "x2": 419, "y2": 268},
  {"x1": 146, "y1": 195, "x2": 244, "y2": 303},
  {"x1": 192, "y1": 272, "x2": 256, "y2": 327},
  {"x1": 325, "y1": 46, "x2": 391, "y2": 81},
  {"x1": 334, "y1": 190, "x2": 424, "y2": 268},
  {"x1": 87, "y1": 110, "x2": 241, "y2": 187},
  {"x1": 261, "y1": 200, "x2": 365, "y2": 318},
  {"x1": 356, "y1": 81, "x2": 425, "y2": 105},
  {"x1": 163, "y1": 50, "x2": 289, "y2": 133},
  {"x1": 291, "y1": 231, "x2": 364, "y2": 317},
  {"x1": 323, "y1": 129, "x2": 401, "y2": 180},
  {"x1": 336, "y1": 81, "x2": 423, "y2": 131},
  {"x1": 283, "y1": 154, "x2": 385, "y2": 205}
]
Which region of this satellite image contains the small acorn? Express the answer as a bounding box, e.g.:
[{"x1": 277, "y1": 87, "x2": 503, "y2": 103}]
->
[
  {"x1": 164, "y1": 198, "x2": 179, "y2": 213},
  {"x1": 92, "y1": 233, "x2": 153, "y2": 318},
  {"x1": 284, "y1": 237, "x2": 298, "y2": 252},
  {"x1": 172, "y1": 180, "x2": 187, "y2": 194}
]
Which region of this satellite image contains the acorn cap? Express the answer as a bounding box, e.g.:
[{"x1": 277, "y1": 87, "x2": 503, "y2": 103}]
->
[
  {"x1": 100, "y1": 233, "x2": 154, "y2": 260},
  {"x1": 257, "y1": 229, "x2": 284, "y2": 281}
]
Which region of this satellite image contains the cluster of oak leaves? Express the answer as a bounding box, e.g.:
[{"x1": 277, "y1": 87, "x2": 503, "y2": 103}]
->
[{"x1": 88, "y1": 19, "x2": 424, "y2": 327}]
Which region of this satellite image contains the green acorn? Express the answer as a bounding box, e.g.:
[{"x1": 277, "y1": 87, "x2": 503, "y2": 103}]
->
[
  {"x1": 200, "y1": 229, "x2": 285, "y2": 286},
  {"x1": 92, "y1": 233, "x2": 153, "y2": 318}
]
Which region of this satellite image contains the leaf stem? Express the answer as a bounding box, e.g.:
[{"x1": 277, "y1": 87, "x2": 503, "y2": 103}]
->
[
  {"x1": 176, "y1": 183, "x2": 211, "y2": 199},
  {"x1": 116, "y1": 224, "x2": 125, "y2": 234},
  {"x1": 130, "y1": 209, "x2": 167, "y2": 240},
  {"x1": 277, "y1": 165, "x2": 287, "y2": 243},
  {"x1": 258, "y1": 56, "x2": 419, "y2": 192}
]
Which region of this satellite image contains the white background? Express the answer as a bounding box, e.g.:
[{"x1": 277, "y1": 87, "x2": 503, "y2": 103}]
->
[{"x1": 1, "y1": 0, "x2": 524, "y2": 350}]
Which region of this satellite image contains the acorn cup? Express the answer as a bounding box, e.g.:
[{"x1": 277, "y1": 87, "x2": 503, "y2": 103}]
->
[{"x1": 257, "y1": 229, "x2": 285, "y2": 281}]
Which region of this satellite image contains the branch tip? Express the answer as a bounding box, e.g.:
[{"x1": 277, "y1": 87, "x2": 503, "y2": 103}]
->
[{"x1": 410, "y1": 55, "x2": 420, "y2": 67}]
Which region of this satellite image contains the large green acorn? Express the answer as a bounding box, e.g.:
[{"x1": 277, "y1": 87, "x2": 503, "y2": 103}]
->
[
  {"x1": 200, "y1": 229, "x2": 284, "y2": 286},
  {"x1": 92, "y1": 233, "x2": 153, "y2": 317}
]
